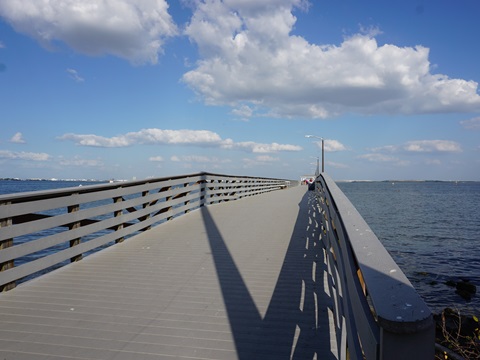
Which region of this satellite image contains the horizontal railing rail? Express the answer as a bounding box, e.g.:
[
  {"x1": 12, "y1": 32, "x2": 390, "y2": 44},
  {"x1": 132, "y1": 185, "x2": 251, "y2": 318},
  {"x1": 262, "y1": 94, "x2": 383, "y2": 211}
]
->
[
  {"x1": 0, "y1": 172, "x2": 293, "y2": 291},
  {"x1": 315, "y1": 173, "x2": 434, "y2": 360}
]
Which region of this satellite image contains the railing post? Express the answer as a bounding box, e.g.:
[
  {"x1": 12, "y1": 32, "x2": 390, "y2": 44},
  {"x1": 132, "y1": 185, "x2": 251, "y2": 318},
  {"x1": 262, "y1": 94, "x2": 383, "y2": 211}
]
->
[
  {"x1": 163, "y1": 186, "x2": 173, "y2": 221},
  {"x1": 68, "y1": 202, "x2": 82, "y2": 262},
  {"x1": 141, "y1": 190, "x2": 152, "y2": 230},
  {"x1": 0, "y1": 201, "x2": 15, "y2": 292},
  {"x1": 114, "y1": 196, "x2": 124, "y2": 243},
  {"x1": 197, "y1": 177, "x2": 207, "y2": 207},
  {"x1": 208, "y1": 180, "x2": 215, "y2": 201},
  {"x1": 184, "y1": 183, "x2": 191, "y2": 213}
]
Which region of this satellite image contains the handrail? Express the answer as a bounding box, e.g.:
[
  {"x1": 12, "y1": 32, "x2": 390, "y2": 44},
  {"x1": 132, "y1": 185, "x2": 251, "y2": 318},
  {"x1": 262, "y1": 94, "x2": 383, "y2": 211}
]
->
[
  {"x1": 315, "y1": 173, "x2": 435, "y2": 360},
  {"x1": 0, "y1": 172, "x2": 293, "y2": 291}
]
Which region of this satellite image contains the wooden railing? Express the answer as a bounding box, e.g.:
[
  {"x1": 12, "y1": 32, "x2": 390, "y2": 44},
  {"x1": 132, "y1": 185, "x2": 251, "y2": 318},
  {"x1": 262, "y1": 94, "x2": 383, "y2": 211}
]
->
[
  {"x1": 315, "y1": 173, "x2": 435, "y2": 359},
  {"x1": 0, "y1": 172, "x2": 292, "y2": 292}
]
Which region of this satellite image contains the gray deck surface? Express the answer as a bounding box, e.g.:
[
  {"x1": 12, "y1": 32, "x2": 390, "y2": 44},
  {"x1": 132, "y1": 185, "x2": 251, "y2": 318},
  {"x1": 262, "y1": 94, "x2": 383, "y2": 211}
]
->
[{"x1": 0, "y1": 186, "x2": 337, "y2": 360}]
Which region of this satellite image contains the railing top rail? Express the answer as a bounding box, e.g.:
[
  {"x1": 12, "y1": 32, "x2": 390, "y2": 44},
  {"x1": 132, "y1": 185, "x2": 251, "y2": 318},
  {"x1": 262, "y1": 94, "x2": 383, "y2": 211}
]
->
[
  {"x1": 0, "y1": 172, "x2": 292, "y2": 203},
  {"x1": 319, "y1": 173, "x2": 433, "y2": 333}
]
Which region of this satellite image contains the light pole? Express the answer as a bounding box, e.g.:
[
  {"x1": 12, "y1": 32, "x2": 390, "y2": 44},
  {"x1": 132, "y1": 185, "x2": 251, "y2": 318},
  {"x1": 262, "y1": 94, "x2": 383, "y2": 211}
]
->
[
  {"x1": 305, "y1": 135, "x2": 324, "y2": 173},
  {"x1": 310, "y1": 157, "x2": 320, "y2": 176},
  {"x1": 310, "y1": 160, "x2": 320, "y2": 177}
]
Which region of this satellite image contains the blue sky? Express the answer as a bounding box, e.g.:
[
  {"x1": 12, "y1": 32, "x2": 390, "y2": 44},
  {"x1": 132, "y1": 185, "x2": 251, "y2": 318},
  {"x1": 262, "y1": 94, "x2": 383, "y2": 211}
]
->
[{"x1": 0, "y1": 0, "x2": 479, "y2": 181}]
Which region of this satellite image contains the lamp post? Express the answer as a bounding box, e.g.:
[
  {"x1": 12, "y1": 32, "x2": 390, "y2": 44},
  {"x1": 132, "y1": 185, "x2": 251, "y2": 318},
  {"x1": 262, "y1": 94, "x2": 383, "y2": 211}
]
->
[
  {"x1": 310, "y1": 157, "x2": 320, "y2": 176},
  {"x1": 305, "y1": 135, "x2": 324, "y2": 173}
]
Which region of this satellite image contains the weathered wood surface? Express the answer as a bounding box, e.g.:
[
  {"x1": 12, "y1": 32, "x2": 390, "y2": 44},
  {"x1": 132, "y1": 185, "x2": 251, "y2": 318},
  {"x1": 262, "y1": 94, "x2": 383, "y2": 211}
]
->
[{"x1": 0, "y1": 185, "x2": 337, "y2": 360}]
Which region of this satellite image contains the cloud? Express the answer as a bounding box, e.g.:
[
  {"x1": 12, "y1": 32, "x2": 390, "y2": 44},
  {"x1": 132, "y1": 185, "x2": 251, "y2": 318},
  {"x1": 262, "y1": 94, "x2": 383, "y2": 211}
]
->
[
  {"x1": 403, "y1": 140, "x2": 462, "y2": 153},
  {"x1": 309, "y1": 139, "x2": 348, "y2": 152},
  {"x1": 242, "y1": 154, "x2": 281, "y2": 168},
  {"x1": 67, "y1": 68, "x2": 84, "y2": 82},
  {"x1": 372, "y1": 140, "x2": 462, "y2": 154},
  {"x1": 0, "y1": 0, "x2": 177, "y2": 64},
  {"x1": 149, "y1": 156, "x2": 164, "y2": 162},
  {"x1": 361, "y1": 139, "x2": 462, "y2": 167},
  {"x1": 170, "y1": 155, "x2": 231, "y2": 163},
  {"x1": 224, "y1": 141, "x2": 302, "y2": 153},
  {"x1": 231, "y1": 104, "x2": 254, "y2": 121},
  {"x1": 460, "y1": 116, "x2": 480, "y2": 130},
  {"x1": 58, "y1": 157, "x2": 103, "y2": 167},
  {"x1": 255, "y1": 155, "x2": 279, "y2": 162},
  {"x1": 359, "y1": 153, "x2": 399, "y2": 162},
  {"x1": 0, "y1": 150, "x2": 50, "y2": 161},
  {"x1": 59, "y1": 133, "x2": 129, "y2": 147},
  {"x1": 182, "y1": 1, "x2": 480, "y2": 118},
  {"x1": 358, "y1": 153, "x2": 409, "y2": 166},
  {"x1": 326, "y1": 161, "x2": 349, "y2": 169},
  {"x1": 59, "y1": 128, "x2": 302, "y2": 153},
  {"x1": 10, "y1": 132, "x2": 26, "y2": 143},
  {"x1": 425, "y1": 159, "x2": 442, "y2": 166},
  {"x1": 58, "y1": 128, "x2": 223, "y2": 147}
]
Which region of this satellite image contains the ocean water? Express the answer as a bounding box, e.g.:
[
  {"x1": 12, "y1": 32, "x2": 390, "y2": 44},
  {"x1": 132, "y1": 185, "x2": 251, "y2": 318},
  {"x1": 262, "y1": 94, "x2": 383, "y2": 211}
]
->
[
  {"x1": 338, "y1": 181, "x2": 480, "y2": 315},
  {"x1": 0, "y1": 180, "x2": 112, "y2": 281},
  {"x1": 1, "y1": 179, "x2": 479, "y2": 315},
  {"x1": 0, "y1": 179, "x2": 103, "y2": 195}
]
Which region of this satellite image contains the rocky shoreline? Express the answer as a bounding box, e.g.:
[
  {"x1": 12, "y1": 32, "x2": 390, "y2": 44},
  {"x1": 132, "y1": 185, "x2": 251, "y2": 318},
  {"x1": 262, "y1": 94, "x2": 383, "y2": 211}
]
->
[
  {"x1": 426, "y1": 278, "x2": 479, "y2": 358},
  {"x1": 434, "y1": 308, "x2": 479, "y2": 359},
  {"x1": 445, "y1": 279, "x2": 477, "y2": 302}
]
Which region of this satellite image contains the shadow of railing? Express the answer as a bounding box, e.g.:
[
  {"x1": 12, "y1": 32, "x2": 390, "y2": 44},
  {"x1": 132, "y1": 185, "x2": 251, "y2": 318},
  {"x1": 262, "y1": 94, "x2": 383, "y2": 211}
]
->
[{"x1": 201, "y1": 191, "x2": 336, "y2": 359}]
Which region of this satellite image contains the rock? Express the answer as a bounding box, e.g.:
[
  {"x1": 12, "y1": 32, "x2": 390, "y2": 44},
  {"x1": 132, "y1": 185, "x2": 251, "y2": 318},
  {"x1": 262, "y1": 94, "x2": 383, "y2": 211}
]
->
[
  {"x1": 455, "y1": 280, "x2": 476, "y2": 301},
  {"x1": 456, "y1": 289, "x2": 472, "y2": 301},
  {"x1": 435, "y1": 308, "x2": 480, "y2": 347},
  {"x1": 456, "y1": 280, "x2": 477, "y2": 294},
  {"x1": 445, "y1": 280, "x2": 457, "y2": 287}
]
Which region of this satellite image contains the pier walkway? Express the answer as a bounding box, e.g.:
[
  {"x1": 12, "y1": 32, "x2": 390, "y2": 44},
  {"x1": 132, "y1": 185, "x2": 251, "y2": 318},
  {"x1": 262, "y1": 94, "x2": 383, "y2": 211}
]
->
[{"x1": 0, "y1": 185, "x2": 337, "y2": 359}]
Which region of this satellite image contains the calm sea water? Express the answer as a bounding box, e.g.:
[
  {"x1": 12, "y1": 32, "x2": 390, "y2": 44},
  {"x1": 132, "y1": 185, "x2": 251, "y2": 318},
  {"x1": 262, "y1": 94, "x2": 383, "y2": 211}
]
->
[
  {"x1": 0, "y1": 179, "x2": 103, "y2": 195},
  {"x1": 1, "y1": 179, "x2": 479, "y2": 314},
  {"x1": 338, "y1": 181, "x2": 480, "y2": 315}
]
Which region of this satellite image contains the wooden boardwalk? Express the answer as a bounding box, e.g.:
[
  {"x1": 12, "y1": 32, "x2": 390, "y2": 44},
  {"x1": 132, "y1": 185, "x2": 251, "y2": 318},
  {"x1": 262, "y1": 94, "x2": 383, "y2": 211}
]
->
[{"x1": 0, "y1": 186, "x2": 337, "y2": 360}]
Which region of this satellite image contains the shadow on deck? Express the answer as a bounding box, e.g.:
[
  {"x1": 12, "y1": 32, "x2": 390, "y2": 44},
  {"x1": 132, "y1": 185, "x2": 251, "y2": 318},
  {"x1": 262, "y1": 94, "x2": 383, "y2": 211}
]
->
[{"x1": 202, "y1": 191, "x2": 336, "y2": 359}]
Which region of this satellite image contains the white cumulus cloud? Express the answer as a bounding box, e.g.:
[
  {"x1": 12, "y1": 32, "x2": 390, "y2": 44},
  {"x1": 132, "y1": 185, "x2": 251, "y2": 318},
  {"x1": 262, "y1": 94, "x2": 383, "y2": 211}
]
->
[
  {"x1": 182, "y1": 0, "x2": 480, "y2": 118},
  {"x1": 226, "y1": 141, "x2": 302, "y2": 153},
  {"x1": 460, "y1": 116, "x2": 480, "y2": 130},
  {"x1": 10, "y1": 132, "x2": 26, "y2": 143},
  {"x1": 59, "y1": 128, "x2": 302, "y2": 154},
  {"x1": 59, "y1": 157, "x2": 103, "y2": 167},
  {"x1": 255, "y1": 155, "x2": 279, "y2": 162},
  {"x1": 170, "y1": 155, "x2": 231, "y2": 163},
  {"x1": 358, "y1": 153, "x2": 409, "y2": 166},
  {"x1": 309, "y1": 139, "x2": 348, "y2": 152},
  {"x1": 0, "y1": 150, "x2": 50, "y2": 161},
  {"x1": 149, "y1": 156, "x2": 164, "y2": 162},
  {"x1": 372, "y1": 140, "x2": 462, "y2": 154},
  {"x1": 0, "y1": 0, "x2": 178, "y2": 64},
  {"x1": 58, "y1": 128, "x2": 223, "y2": 147},
  {"x1": 403, "y1": 140, "x2": 462, "y2": 153}
]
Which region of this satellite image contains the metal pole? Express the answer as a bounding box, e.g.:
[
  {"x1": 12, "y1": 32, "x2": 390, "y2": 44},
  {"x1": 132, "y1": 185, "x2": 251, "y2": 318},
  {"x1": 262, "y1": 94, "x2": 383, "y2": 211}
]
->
[{"x1": 322, "y1": 138, "x2": 324, "y2": 173}]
